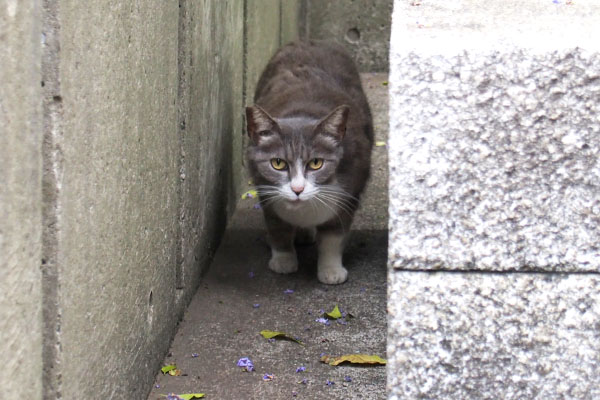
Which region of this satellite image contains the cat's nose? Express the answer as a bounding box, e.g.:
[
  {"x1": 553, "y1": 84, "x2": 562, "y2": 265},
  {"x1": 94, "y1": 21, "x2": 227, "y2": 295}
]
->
[{"x1": 291, "y1": 185, "x2": 304, "y2": 195}]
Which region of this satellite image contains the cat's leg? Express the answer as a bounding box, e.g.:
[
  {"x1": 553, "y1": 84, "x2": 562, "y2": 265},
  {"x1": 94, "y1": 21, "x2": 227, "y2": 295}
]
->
[
  {"x1": 295, "y1": 227, "x2": 317, "y2": 245},
  {"x1": 264, "y1": 211, "x2": 298, "y2": 274},
  {"x1": 316, "y1": 229, "x2": 348, "y2": 284}
]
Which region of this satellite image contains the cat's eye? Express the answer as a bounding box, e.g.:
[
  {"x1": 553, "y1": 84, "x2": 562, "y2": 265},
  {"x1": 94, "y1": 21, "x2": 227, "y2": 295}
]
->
[
  {"x1": 307, "y1": 158, "x2": 324, "y2": 170},
  {"x1": 270, "y1": 158, "x2": 288, "y2": 170}
]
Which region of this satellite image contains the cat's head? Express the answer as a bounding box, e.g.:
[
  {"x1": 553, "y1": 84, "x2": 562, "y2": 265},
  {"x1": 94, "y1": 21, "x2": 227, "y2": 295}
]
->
[{"x1": 245, "y1": 105, "x2": 349, "y2": 205}]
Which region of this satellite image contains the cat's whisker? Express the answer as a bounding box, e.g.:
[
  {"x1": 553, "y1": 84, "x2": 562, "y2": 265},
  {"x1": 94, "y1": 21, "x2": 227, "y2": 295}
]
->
[
  {"x1": 316, "y1": 191, "x2": 356, "y2": 213},
  {"x1": 316, "y1": 194, "x2": 354, "y2": 218},
  {"x1": 317, "y1": 186, "x2": 359, "y2": 201},
  {"x1": 312, "y1": 196, "x2": 343, "y2": 226}
]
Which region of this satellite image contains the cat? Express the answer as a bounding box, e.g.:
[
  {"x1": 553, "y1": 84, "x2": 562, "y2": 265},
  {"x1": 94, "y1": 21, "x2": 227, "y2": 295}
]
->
[{"x1": 245, "y1": 40, "x2": 373, "y2": 284}]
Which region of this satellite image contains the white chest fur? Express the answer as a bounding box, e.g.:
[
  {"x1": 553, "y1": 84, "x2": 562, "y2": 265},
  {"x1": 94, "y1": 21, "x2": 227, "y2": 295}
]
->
[{"x1": 272, "y1": 200, "x2": 337, "y2": 228}]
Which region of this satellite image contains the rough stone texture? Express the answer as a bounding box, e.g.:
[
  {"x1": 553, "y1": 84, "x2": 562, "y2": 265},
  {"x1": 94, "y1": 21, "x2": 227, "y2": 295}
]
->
[
  {"x1": 307, "y1": 0, "x2": 392, "y2": 72},
  {"x1": 53, "y1": 2, "x2": 181, "y2": 398},
  {"x1": 388, "y1": 272, "x2": 600, "y2": 400},
  {"x1": 388, "y1": 0, "x2": 600, "y2": 272},
  {"x1": 0, "y1": 1, "x2": 43, "y2": 398}
]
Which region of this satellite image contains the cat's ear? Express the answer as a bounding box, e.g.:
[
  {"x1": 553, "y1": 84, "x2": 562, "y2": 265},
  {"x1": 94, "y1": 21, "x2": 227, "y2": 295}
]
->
[
  {"x1": 315, "y1": 105, "x2": 349, "y2": 142},
  {"x1": 246, "y1": 105, "x2": 278, "y2": 144}
]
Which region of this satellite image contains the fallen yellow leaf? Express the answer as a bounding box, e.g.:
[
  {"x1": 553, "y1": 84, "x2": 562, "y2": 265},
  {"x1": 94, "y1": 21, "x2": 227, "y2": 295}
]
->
[
  {"x1": 260, "y1": 330, "x2": 304, "y2": 345},
  {"x1": 320, "y1": 354, "x2": 387, "y2": 366}
]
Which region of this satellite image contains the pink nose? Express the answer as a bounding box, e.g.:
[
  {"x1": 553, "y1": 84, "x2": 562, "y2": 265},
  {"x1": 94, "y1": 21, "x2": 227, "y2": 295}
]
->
[{"x1": 291, "y1": 185, "x2": 304, "y2": 195}]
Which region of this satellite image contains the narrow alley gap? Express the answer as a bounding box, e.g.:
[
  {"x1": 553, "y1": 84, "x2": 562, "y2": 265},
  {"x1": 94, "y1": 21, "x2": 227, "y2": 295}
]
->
[{"x1": 148, "y1": 73, "x2": 389, "y2": 399}]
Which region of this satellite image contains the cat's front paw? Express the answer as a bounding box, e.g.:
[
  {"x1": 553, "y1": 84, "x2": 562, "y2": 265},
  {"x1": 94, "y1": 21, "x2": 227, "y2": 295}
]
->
[
  {"x1": 317, "y1": 263, "x2": 348, "y2": 285},
  {"x1": 269, "y1": 250, "x2": 298, "y2": 274}
]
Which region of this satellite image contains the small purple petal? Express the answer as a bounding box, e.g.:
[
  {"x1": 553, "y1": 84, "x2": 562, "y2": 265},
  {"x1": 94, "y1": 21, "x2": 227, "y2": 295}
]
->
[
  {"x1": 299, "y1": 378, "x2": 308, "y2": 384},
  {"x1": 237, "y1": 357, "x2": 254, "y2": 372},
  {"x1": 263, "y1": 373, "x2": 274, "y2": 381},
  {"x1": 268, "y1": 338, "x2": 276, "y2": 343},
  {"x1": 253, "y1": 203, "x2": 261, "y2": 209},
  {"x1": 326, "y1": 380, "x2": 335, "y2": 386},
  {"x1": 344, "y1": 376, "x2": 352, "y2": 382},
  {"x1": 284, "y1": 289, "x2": 294, "y2": 294},
  {"x1": 296, "y1": 366, "x2": 306, "y2": 373},
  {"x1": 292, "y1": 391, "x2": 298, "y2": 397},
  {"x1": 336, "y1": 318, "x2": 348, "y2": 325},
  {"x1": 191, "y1": 353, "x2": 199, "y2": 358},
  {"x1": 320, "y1": 352, "x2": 327, "y2": 358},
  {"x1": 248, "y1": 271, "x2": 255, "y2": 278},
  {"x1": 315, "y1": 317, "x2": 330, "y2": 326},
  {"x1": 154, "y1": 384, "x2": 160, "y2": 389},
  {"x1": 253, "y1": 303, "x2": 260, "y2": 308}
]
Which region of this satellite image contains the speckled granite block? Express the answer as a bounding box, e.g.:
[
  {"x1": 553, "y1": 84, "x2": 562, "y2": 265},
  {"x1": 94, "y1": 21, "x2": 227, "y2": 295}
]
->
[
  {"x1": 388, "y1": 0, "x2": 600, "y2": 271},
  {"x1": 388, "y1": 272, "x2": 600, "y2": 400}
]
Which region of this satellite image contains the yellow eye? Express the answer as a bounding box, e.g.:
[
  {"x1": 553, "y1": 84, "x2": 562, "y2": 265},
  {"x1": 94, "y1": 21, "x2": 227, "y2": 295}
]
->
[
  {"x1": 308, "y1": 158, "x2": 324, "y2": 170},
  {"x1": 270, "y1": 158, "x2": 288, "y2": 170}
]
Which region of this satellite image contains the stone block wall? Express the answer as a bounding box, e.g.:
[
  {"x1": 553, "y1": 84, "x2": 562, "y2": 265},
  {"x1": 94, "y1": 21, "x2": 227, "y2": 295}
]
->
[
  {"x1": 306, "y1": 0, "x2": 392, "y2": 72},
  {"x1": 0, "y1": 1, "x2": 43, "y2": 398},
  {"x1": 0, "y1": 1, "x2": 303, "y2": 398},
  {"x1": 388, "y1": 0, "x2": 600, "y2": 398}
]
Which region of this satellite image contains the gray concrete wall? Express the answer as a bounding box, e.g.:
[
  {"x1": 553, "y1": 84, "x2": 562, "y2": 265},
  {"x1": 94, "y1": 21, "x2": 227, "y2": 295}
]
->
[
  {"x1": 0, "y1": 1, "x2": 43, "y2": 399},
  {"x1": 306, "y1": 0, "x2": 392, "y2": 72},
  {"x1": 1, "y1": 1, "x2": 303, "y2": 398},
  {"x1": 388, "y1": 0, "x2": 600, "y2": 398}
]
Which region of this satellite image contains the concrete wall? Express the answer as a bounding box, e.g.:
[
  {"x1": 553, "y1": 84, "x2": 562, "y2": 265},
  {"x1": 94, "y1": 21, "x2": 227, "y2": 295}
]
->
[
  {"x1": 388, "y1": 0, "x2": 600, "y2": 398},
  {"x1": 0, "y1": 1, "x2": 43, "y2": 399},
  {"x1": 1, "y1": 0, "x2": 303, "y2": 398},
  {"x1": 306, "y1": 0, "x2": 392, "y2": 72}
]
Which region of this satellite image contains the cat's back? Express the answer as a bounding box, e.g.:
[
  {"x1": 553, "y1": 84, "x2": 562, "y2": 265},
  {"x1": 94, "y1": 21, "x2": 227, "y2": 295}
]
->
[{"x1": 254, "y1": 41, "x2": 370, "y2": 124}]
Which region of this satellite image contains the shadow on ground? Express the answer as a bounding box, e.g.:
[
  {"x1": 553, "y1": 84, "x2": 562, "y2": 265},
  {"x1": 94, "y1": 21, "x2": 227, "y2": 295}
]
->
[{"x1": 148, "y1": 73, "x2": 389, "y2": 399}]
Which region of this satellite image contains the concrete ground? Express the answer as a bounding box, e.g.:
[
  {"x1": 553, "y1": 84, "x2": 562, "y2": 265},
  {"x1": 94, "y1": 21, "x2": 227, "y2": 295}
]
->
[{"x1": 148, "y1": 73, "x2": 389, "y2": 399}]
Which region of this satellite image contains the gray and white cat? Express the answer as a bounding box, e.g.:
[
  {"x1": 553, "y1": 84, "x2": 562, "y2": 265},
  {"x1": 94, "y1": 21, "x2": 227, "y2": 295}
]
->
[{"x1": 245, "y1": 41, "x2": 373, "y2": 284}]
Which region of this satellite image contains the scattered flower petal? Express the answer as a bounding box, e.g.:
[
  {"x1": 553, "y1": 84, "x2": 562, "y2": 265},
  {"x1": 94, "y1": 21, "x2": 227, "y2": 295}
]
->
[
  {"x1": 248, "y1": 271, "x2": 255, "y2": 278},
  {"x1": 283, "y1": 289, "x2": 294, "y2": 295},
  {"x1": 241, "y1": 190, "x2": 258, "y2": 199},
  {"x1": 191, "y1": 353, "x2": 199, "y2": 358},
  {"x1": 263, "y1": 373, "x2": 274, "y2": 381},
  {"x1": 326, "y1": 380, "x2": 335, "y2": 386},
  {"x1": 253, "y1": 303, "x2": 260, "y2": 308},
  {"x1": 253, "y1": 203, "x2": 261, "y2": 209},
  {"x1": 344, "y1": 376, "x2": 352, "y2": 382},
  {"x1": 315, "y1": 317, "x2": 330, "y2": 326},
  {"x1": 296, "y1": 366, "x2": 306, "y2": 373},
  {"x1": 237, "y1": 357, "x2": 254, "y2": 372},
  {"x1": 298, "y1": 378, "x2": 308, "y2": 384}
]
